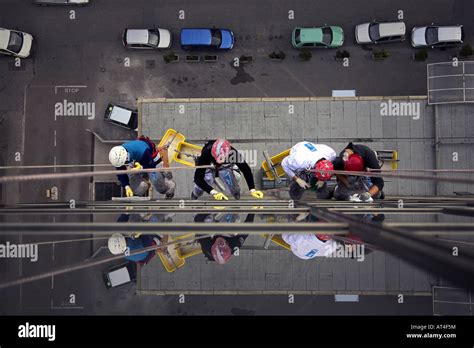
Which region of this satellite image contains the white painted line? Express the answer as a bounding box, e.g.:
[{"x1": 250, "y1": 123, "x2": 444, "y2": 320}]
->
[
  {"x1": 54, "y1": 85, "x2": 87, "y2": 95},
  {"x1": 54, "y1": 130, "x2": 57, "y2": 147},
  {"x1": 52, "y1": 242, "x2": 55, "y2": 261},
  {"x1": 53, "y1": 156, "x2": 57, "y2": 173},
  {"x1": 51, "y1": 275, "x2": 54, "y2": 290}
]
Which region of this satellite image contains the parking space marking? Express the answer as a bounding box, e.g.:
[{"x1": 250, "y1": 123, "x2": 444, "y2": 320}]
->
[{"x1": 280, "y1": 66, "x2": 315, "y2": 96}]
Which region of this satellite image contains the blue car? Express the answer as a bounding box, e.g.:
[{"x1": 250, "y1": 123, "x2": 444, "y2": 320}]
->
[{"x1": 180, "y1": 28, "x2": 234, "y2": 50}]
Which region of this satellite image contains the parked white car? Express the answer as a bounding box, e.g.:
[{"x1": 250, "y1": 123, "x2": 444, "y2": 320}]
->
[
  {"x1": 0, "y1": 28, "x2": 34, "y2": 58},
  {"x1": 122, "y1": 28, "x2": 171, "y2": 49},
  {"x1": 411, "y1": 25, "x2": 464, "y2": 48},
  {"x1": 355, "y1": 21, "x2": 406, "y2": 44}
]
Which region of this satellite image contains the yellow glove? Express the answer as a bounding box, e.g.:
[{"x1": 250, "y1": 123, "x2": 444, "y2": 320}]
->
[
  {"x1": 125, "y1": 185, "x2": 134, "y2": 197},
  {"x1": 132, "y1": 162, "x2": 142, "y2": 170},
  {"x1": 210, "y1": 189, "x2": 228, "y2": 201},
  {"x1": 250, "y1": 189, "x2": 264, "y2": 199}
]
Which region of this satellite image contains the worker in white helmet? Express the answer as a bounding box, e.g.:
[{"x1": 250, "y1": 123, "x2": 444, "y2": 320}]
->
[
  {"x1": 108, "y1": 136, "x2": 175, "y2": 199},
  {"x1": 108, "y1": 233, "x2": 160, "y2": 264}
]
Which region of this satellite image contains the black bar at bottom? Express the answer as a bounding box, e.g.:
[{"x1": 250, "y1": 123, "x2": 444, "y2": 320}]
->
[{"x1": 0, "y1": 316, "x2": 472, "y2": 345}]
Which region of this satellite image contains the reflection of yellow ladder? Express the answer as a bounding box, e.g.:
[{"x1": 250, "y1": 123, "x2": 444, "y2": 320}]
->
[
  {"x1": 156, "y1": 234, "x2": 203, "y2": 273},
  {"x1": 262, "y1": 234, "x2": 291, "y2": 251}
]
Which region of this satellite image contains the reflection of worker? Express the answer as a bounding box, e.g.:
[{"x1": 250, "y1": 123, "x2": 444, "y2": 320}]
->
[
  {"x1": 281, "y1": 142, "x2": 337, "y2": 200},
  {"x1": 282, "y1": 234, "x2": 340, "y2": 260},
  {"x1": 192, "y1": 139, "x2": 263, "y2": 200},
  {"x1": 194, "y1": 213, "x2": 254, "y2": 264},
  {"x1": 108, "y1": 136, "x2": 175, "y2": 199},
  {"x1": 107, "y1": 233, "x2": 160, "y2": 265},
  {"x1": 332, "y1": 143, "x2": 384, "y2": 202}
]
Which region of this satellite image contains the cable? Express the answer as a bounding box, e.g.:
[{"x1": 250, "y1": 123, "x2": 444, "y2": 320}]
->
[
  {"x1": 0, "y1": 164, "x2": 214, "y2": 184},
  {"x1": 0, "y1": 164, "x2": 110, "y2": 170}
]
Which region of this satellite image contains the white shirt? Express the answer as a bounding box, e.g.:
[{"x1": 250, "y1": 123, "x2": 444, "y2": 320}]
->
[
  {"x1": 282, "y1": 234, "x2": 339, "y2": 260},
  {"x1": 281, "y1": 142, "x2": 336, "y2": 178}
]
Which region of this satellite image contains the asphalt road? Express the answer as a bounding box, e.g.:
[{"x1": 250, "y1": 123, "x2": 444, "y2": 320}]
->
[{"x1": 1, "y1": 0, "x2": 473, "y2": 315}]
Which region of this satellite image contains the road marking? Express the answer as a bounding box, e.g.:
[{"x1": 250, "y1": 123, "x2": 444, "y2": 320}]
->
[
  {"x1": 54, "y1": 85, "x2": 87, "y2": 95},
  {"x1": 53, "y1": 156, "x2": 57, "y2": 173},
  {"x1": 280, "y1": 66, "x2": 315, "y2": 96},
  {"x1": 52, "y1": 242, "x2": 55, "y2": 261},
  {"x1": 54, "y1": 130, "x2": 57, "y2": 147},
  {"x1": 51, "y1": 275, "x2": 54, "y2": 290}
]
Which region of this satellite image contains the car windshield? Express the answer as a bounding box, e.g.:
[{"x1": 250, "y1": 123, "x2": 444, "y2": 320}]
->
[
  {"x1": 294, "y1": 29, "x2": 301, "y2": 44},
  {"x1": 7, "y1": 31, "x2": 23, "y2": 53},
  {"x1": 322, "y1": 27, "x2": 332, "y2": 45},
  {"x1": 425, "y1": 27, "x2": 438, "y2": 45},
  {"x1": 210, "y1": 29, "x2": 222, "y2": 48},
  {"x1": 148, "y1": 30, "x2": 160, "y2": 46},
  {"x1": 369, "y1": 23, "x2": 380, "y2": 41}
]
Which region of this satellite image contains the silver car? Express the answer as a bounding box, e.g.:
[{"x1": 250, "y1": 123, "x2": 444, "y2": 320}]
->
[
  {"x1": 355, "y1": 21, "x2": 406, "y2": 44},
  {"x1": 411, "y1": 25, "x2": 464, "y2": 48}
]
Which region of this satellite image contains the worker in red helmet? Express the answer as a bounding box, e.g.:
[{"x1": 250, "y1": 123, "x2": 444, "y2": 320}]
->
[
  {"x1": 281, "y1": 141, "x2": 337, "y2": 200},
  {"x1": 333, "y1": 142, "x2": 384, "y2": 202},
  {"x1": 192, "y1": 139, "x2": 264, "y2": 200}
]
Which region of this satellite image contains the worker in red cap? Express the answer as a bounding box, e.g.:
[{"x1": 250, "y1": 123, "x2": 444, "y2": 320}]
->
[
  {"x1": 332, "y1": 142, "x2": 384, "y2": 202},
  {"x1": 281, "y1": 141, "x2": 337, "y2": 200},
  {"x1": 192, "y1": 139, "x2": 264, "y2": 200}
]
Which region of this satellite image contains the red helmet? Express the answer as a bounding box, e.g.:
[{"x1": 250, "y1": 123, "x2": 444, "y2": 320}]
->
[
  {"x1": 344, "y1": 153, "x2": 364, "y2": 172},
  {"x1": 314, "y1": 159, "x2": 334, "y2": 181},
  {"x1": 211, "y1": 139, "x2": 231, "y2": 164},
  {"x1": 211, "y1": 237, "x2": 232, "y2": 264}
]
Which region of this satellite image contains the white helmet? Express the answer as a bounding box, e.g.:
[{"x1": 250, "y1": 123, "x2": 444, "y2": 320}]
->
[
  {"x1": 108, "y1": 233, "x2": 127, "y2": 255},
  {"x1": 109, "y1": 146, "x2": 128, "y2": 167}
]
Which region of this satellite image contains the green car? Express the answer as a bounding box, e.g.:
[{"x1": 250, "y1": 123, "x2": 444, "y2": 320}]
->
[{"x1": 292, "y1": 26, "x2": 344, "y2": 48}]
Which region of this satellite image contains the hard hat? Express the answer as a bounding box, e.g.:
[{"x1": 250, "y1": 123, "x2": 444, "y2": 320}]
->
[
  {"x1": 109, "y1": 146, "x2": 128, "y2": 167},
  {"x1": 211, "y1": 237, "x2": 232, "y2": 264},
  {"x1": 344, "y1": 153, "x2": 364, "y2": 172},
  {"x1": 211, "y1": 139, "x2": 231, "y2": 164},
  {"x1": 314, "y1": 159, "x2": 334, "y2": 181},
  {"x1": 108, "y1": 233, "x2": 127, "y2": 255}
]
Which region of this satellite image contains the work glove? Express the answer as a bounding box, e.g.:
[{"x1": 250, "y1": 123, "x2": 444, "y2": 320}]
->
[
  {"x1": 125, "y1": 185, "x2": 134, "y2": 197},
  {"x1": 132, "y1": 162, "x2": 142, "y2": 170},
  {"x1": 210, "y1": 189, "x2": 228, "y2": 201},
  {"x1": 295, "y1": 177, "x2": 310, "y2": 189},
  {"x1": 250, "y1": 189, "x2": 264, "y2": 199},
  {"x1": 349, "y1": 192, "x2": 373, "y2": 203}
]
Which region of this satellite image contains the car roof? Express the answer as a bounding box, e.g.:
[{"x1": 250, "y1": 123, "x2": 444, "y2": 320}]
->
[
  {"x1": 109, "y1": 105, "x2": 132, "y2": 124},
  {"x1": 378, "y1": 22, "x2": 406, "y2": 37},
  {"x1": 180, "y1": 28, "x2": 212, "y2": 45},
  {"x1": 438, "y1": 26, "x2": 463, "y2": 42},
  {"x1": 298, "y1": 28, "x2": 323, "y2": 43},
  {"x1": 125, "y1": 29, "x2": 149, "y2": 44},
  {"x1": 0, "y1": 28, "x2": 10, "y2": 50}
]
